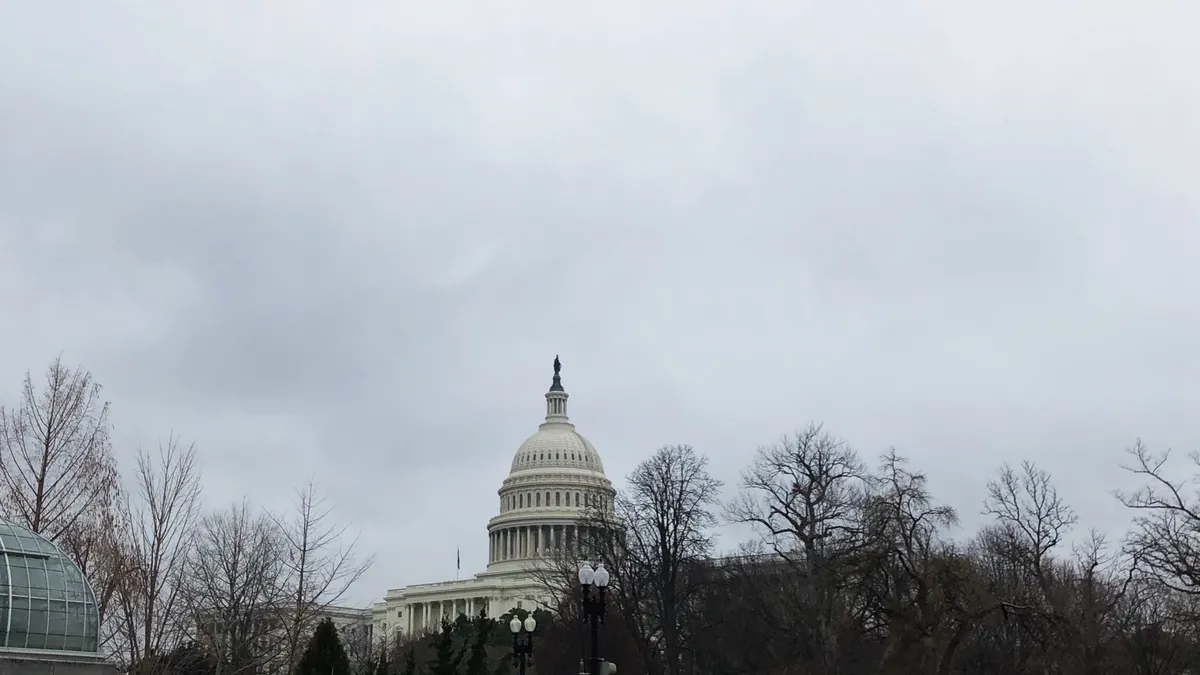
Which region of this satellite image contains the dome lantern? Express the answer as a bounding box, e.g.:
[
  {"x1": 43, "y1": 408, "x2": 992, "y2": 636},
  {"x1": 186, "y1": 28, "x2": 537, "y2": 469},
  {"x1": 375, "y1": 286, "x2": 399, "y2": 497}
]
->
[{"x1": 543, "y1": 355, "x2": 569, "y2": 425}]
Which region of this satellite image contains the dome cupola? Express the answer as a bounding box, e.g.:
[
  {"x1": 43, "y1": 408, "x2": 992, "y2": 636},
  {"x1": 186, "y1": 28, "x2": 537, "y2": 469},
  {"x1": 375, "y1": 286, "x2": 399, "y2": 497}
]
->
[{"x1": 509, "y1": 355, "x2": 605, "y2": 474}]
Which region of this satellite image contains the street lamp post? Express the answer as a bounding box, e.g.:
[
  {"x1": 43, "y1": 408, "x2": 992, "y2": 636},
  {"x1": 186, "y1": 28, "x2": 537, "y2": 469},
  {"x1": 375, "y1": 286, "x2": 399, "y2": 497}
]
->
[
  {"x1": 510, "y1": 614, "x2": 537, "y2": 675},
  {"x1": 578, "y1": 562, "x2": 610, "y2": 675}
]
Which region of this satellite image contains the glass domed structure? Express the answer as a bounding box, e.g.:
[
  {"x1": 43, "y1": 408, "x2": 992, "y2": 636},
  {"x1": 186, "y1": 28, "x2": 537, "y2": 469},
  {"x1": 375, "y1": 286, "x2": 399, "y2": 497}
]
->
[{"x1": 0, "y1": 519, "x2": 100, "y2": 653}]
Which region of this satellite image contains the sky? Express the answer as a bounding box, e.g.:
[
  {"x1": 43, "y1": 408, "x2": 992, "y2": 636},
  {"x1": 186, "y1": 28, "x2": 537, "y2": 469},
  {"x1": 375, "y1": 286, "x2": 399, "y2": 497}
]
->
[{"x1": 1, "y1": 1, "x2": 1198, "y2": 607}]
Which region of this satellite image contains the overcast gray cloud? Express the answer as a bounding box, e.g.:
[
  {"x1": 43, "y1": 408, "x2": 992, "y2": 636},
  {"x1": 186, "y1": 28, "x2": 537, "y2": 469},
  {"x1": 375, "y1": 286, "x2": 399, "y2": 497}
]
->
[{"x1": 1, "y1": 1, "x2": 1197, "y2": 605}]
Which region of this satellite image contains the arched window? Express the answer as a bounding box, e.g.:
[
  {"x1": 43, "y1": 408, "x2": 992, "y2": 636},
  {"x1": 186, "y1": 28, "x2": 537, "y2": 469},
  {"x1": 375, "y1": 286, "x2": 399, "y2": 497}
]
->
[
  {"x1": 536, "y1": 493, "x2": 541, "y2": 507},
  {"x1": 519, "y1": 494, "x2": 523, "y2": 508},
  {"x1": 555, "y1": 492, "x2": 561, "y2": 506},
  {"x1": 575, "y1": 493, "x2": 581, "y2": 507},
  {"x1": 546, "y1": 491, "x2": 550, "y2": 505}
]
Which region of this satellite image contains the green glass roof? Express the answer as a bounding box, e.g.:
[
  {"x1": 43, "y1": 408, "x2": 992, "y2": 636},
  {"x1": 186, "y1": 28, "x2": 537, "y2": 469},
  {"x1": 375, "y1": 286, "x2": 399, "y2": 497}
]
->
[{"x1": 0, "y1": 519, "x2": 100, "y2": 653}]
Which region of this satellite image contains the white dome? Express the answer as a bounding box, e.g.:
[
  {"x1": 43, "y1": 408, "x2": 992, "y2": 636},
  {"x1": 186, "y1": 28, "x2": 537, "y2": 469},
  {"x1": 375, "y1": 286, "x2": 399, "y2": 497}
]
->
[
  {"x1": 485, "y1": 358, "x2": 617, "y2": 574},
  {"x1": 511, "y1": 426, "x2": 605, "y2": 474}
]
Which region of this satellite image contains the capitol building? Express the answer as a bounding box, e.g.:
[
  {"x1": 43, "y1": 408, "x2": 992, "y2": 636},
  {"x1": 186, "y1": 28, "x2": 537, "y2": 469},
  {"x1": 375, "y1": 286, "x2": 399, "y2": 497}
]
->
[{"x1": 362, "y1": 358, "x2": 616, "y2": 640}]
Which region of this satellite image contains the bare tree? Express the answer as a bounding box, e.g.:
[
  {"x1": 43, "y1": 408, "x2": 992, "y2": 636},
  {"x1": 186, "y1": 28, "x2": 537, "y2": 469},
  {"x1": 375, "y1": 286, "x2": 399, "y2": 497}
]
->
[
  {"x1": 1116, "y1": 440, "x2": 1200, "y2": 596},
  {"x1": 181, "y1": 501, "x2": 291, "y2": 675},
  {"x1": 338, "y1": 622, "x2": 375, "y2": 674},
  {"x1": 274, "y1": 478, "x2": 374, "y2": 674},
  {"x1": 0, "y1": 357, "x2": 124, "y2": 629},
  {"x1": 858, "y1": 450, "x2": 969, "y2": 675},
  {"x1": 596, "y1": 445, "x2": 723, "y2": 675},
  {"x1": 0, "y1": 357, "x2": 119, "y2": 537},
  {"x1": 726, "y1": 423, "x2": 868, "y2": 675},
  {"x1": 115, "y1": 437, "x2": 203, "y2": 672},
  {"x1": 984, "y1": 461, "x2": 1078, "y2": 596}
]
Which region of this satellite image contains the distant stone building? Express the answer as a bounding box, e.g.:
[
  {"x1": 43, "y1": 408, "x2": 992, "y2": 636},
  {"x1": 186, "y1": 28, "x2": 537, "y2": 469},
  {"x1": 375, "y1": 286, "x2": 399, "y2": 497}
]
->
[
  {"x1": 0, "y1": 519, "x2": 116, "y2": 675},
  {"x1": 368, "y1": 359, "x2": 617, "y2": 641}
]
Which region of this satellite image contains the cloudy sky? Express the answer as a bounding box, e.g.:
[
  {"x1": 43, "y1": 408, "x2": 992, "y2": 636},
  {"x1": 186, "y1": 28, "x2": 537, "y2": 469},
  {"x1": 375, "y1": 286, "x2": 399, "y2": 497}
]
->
[{"x1": 1, "y1": 1, "x2": 1197, "y2": 605}]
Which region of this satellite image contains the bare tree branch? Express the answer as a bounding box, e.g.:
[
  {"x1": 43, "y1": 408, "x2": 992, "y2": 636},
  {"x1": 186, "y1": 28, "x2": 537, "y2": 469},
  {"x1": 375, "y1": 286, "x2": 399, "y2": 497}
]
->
[
  {"x1": 114, "y1": 436, "x2": 203, "y2": 672},
  {"x1": 273, "y1": 478, "x2": 374, "y2": 675},
  {"x1": 181, "y1": 501, "x2": 291, "y2": 675}
]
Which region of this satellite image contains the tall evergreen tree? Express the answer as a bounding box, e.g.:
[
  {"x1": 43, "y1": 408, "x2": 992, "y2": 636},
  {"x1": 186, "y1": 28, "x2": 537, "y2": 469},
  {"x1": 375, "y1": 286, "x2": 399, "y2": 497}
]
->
[
  {"x1": 402, "y1": 648, "x2": 417, "y2": 675},
  {"x1": 427, "y1": 617, "x2": 464, "y2": 675},
  {"x1": 295, "y1": 618, "x2": 352, "y2": 675},
  {"x1": 464, "y1": 608, "x2": 494, "y2": 675}
]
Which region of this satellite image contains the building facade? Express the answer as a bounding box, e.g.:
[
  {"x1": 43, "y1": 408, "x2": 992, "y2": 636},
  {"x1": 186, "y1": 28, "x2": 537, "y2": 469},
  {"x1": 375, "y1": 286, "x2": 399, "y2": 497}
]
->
[{"x1": 367, "y1": 360, "x2": 616, "y2": 640}]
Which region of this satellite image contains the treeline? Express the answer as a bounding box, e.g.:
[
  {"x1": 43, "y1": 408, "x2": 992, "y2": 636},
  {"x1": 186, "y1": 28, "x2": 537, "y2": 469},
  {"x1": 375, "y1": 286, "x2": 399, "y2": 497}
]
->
[
  {"x1": 160, "y1": 608, "x2": 556, "y2": 675},
  {"x1": 353, "y1": 608, "x2": 560, "y2": 675},
  {"x1": 0, "y1": 358, "x2": 371, "y2": 674},
  {"x1": 541, "y1": 425, "x2": 1200, "y2": 675}
]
